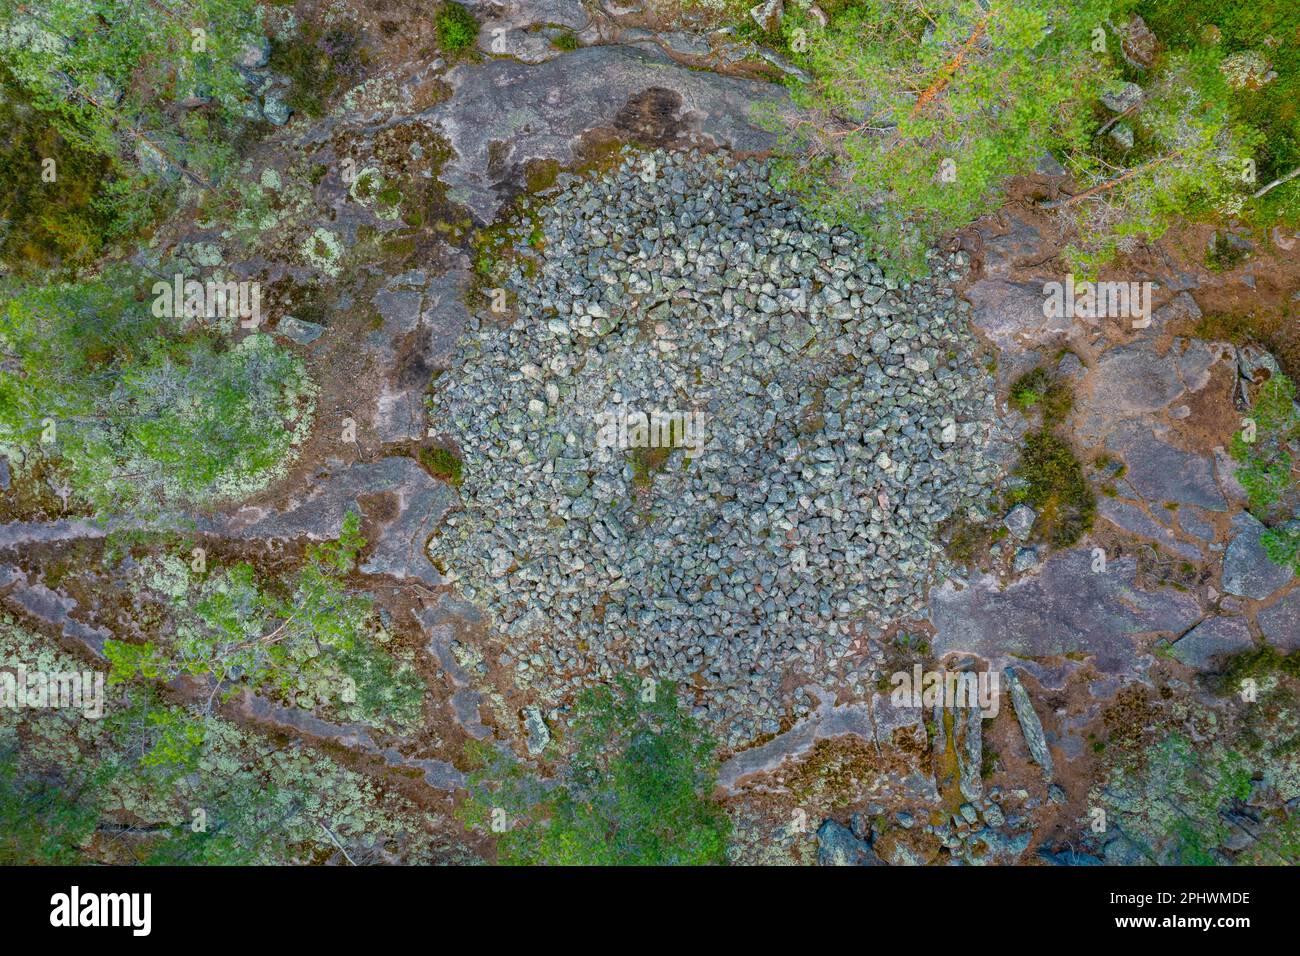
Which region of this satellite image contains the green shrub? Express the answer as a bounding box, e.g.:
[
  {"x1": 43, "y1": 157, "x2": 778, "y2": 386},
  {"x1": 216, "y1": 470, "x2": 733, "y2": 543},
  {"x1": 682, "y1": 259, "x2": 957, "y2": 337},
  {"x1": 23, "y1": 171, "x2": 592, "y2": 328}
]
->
[
  {"x1": 419, "y1": 445, "x2": 463, "y2": 485},
  {"x1": 767, "y1": 0, "x2": 1297, "y2": 278},
  {"x1": 0, "y1": 272, "x2": 315, "y2": 512},
  {"x1": 105, "y1": 513, "x2": 425, "y2": 731},
  {"x1": 1009, "y1": 367, "x2": 1074, "y2": 428},
  {"x1": 268, "y1": 21, "x2": 368, "y2": 119},
  {"x1": 461, "y1": 678, "x2": 731, "y2": 865},
  {"x1": 435, "y1": 3, "x2": 479, "y2": 54},
  {"x1": 768, "y1": 0, "x2": 1117, "y2": 277},
  {"x1": 1230, "y1": 374, "x2": 1299, "y2": 516},
  {"x1": 0, "y1": 749, "x2": 102, "y2": 864},
  {"x1": 0, "y1": 0, "x2": 263, "y2": 271}
]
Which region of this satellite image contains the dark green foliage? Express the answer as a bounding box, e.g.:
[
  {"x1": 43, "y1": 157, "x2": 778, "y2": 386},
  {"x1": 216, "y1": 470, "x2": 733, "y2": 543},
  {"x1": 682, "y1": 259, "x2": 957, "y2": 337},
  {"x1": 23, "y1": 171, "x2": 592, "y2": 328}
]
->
[
  {"x1": 769, "y1": 0, "x2": 1117, "y2": 276},
  {"x1": 1230, "y1": 374, "x2": 1299, "y2": 517},
  {"x1": 0, "y1": 0, "x2": 263, "y2": 272},
  {"x1": 419, "y1": 445, "x2": 463, "y2": 486},
  {"x1": 1009, "y1": 367, "x2": 1074, "y2": 428},
  {"x1": 1215, "y1": 643, "x2": 1300, "y2": 692},
  {"x1": 1013, "y1": 431, "x2": 1096, "y2": 549},
  {"x1": 0, "y1": 73, "x2": 118, "y2": 272},
  {"x1": 1135, "y1": 0, "x2": 1300, "y2": 230},
  {"x1": 462, "y1": 678, "x2": 731, "y2": 865},
  {"x1": 105, "y1": 512, "x2": 425, "y2": 731},
  {"x1": 768, "y1": 0, "x2": 1298, "y2": 277},
  {"x1": 0, "y1": 272, "x2": 314, "y2": 511},
  {"x1": 0, "y1": 748, "x2": 102, "y2": 864},
  {"x1": 435, "y1": 3, "x2": 479, "y2": 54},
  {"x1": 142, "y1": 780, "x2": 292, "y2": 866},
  {"x1": 268, "y1": 20, "x2": 368, "y2": 119},
  {"x1": 1262, "y1": 518, "x2": 1300, "y2": 576},
  {"x1": 552, "y1": 29, "x2": 579, "y2": 52}
]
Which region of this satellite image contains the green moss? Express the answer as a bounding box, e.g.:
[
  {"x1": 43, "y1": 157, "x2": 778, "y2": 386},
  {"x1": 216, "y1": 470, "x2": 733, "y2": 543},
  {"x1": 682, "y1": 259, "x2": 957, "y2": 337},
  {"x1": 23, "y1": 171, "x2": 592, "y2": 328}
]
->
[
  {"x1": 1206, "y1": 231, "x2": 1248, "y2": 271},
  {"x1": 551, "y1": 29, "x2": 580, "y2": 52},
  {"x1": 435, "y1": 3, "x2": 480, "y2": 54},
  {"x1": 629, "y1": 446, "x2": 672, "y2": 489},
  {"x1": 1215, "y1": 644, "x2": 1300, "y2": 693},
  {"x1": 1009, "y1": 367, "x2": 1073, "y2": 428},
  {"x1": 525, "y1": 158, "x2": 561, "y2": 193},
  {"x1": 0, "y1": 72, "x2": 135, "y2": 274},
  {"x1": 420, "y1": 446, "x2": 463, "y2": 486},
  {"x1": 1230, "y1": 374, "x2": 1299, "y2": 517},
  {"x1": 943, "y1": 514, "x2": 993, "y2": 566},
  {"x1": 1013, "y1": 431, "x2": 1096, "y2": 549}
]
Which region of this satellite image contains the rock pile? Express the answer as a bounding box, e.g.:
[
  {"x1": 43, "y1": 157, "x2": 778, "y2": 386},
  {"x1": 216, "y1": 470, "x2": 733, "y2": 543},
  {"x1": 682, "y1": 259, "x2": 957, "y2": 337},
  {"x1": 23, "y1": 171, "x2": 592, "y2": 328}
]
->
[{"x1": 428, "y1": 150, "x2": 999, "y2": 743}]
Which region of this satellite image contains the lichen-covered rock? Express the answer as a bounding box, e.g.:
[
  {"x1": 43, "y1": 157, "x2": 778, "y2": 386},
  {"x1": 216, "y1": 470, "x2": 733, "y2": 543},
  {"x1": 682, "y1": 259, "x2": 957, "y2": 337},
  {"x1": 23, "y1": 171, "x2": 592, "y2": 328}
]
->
[
  {"x1": 816, "y1": 819, "x2": 885, "y2": 866},
  {"x1": 1222, "y1": 512, "x2": 1293, "y2": 600},
  {"x1": 1169, "y1": 616, "x2": 1253, "y2": 670},
  {"x1": 1003, "y1": 667, "x2": 1054, "y2": 779}
]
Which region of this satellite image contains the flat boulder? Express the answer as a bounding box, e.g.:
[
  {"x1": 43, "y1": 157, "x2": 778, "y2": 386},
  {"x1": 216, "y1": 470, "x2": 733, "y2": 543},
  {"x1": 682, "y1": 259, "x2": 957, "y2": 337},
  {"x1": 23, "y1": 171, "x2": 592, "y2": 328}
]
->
[{"x1": 1222, "y1": 512, "x2": 1293, "y2": 600}]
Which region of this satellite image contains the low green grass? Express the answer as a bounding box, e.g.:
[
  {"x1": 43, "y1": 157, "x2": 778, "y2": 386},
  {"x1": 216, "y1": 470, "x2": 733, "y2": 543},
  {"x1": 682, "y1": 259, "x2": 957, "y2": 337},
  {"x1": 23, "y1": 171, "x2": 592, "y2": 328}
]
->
[
  {"x1": 420, "y1": 445, "x2": 464, "y2": 486},
  {"x1": 435, "y1": 3, "x2": 480, "y2": 54}
]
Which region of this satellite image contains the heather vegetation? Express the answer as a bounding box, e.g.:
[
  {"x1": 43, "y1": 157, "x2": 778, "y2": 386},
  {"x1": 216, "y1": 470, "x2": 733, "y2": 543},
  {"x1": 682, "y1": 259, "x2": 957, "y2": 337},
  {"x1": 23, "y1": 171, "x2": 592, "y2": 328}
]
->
[
  {"x1": 0, "y1": 272, "x2": 314, "y2": 513},
  {"x1": 764, "y1": 0, "x2": 1299, "y2": 277}
]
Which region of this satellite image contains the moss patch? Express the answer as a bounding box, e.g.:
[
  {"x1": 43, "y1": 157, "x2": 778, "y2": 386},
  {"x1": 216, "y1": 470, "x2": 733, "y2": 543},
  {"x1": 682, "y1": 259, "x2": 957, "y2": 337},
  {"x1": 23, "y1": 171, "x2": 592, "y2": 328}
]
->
[
  {"x1": 419, "y1": 446, "x2": 463, "y2": 486},
  {"x1": 1009, "y1": 367, "x2": 1074, "y2": 428},
  {"x1": 1013, "y1": 430, "x2": 1096, "y2": 549},
  {"x1": 435, "y1": 3, "x2": 480, "y2": 54}
]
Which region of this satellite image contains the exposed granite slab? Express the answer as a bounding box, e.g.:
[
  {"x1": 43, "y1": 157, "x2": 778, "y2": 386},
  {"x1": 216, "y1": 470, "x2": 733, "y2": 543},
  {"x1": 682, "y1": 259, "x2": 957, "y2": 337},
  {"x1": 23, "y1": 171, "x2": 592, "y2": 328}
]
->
[
  {"x1": 1258, "y1": 587, "x2": 1300, "y2": 651},
  {"x1": 1169, "y1": 616, "x2": 1253, "y2": 670},
  {"x1": 1222, "y1": 511, "x2": 1293, "y2": 600},
  {"x1": 1106, "y1": 420, "x2": 1227, "y2": 512},
  {"x1": 208, "y1": 457, "x2": 453, "y2": 587},
  {"x1": 426, "y1": 43, "x2": 787, "y2": 222},
  {"x1": 930, "y1": 548, "x2": 1202, "y2": 684},
  {"x1": 1097, "y1": 497, "x2": 1203, "y2": 562}
]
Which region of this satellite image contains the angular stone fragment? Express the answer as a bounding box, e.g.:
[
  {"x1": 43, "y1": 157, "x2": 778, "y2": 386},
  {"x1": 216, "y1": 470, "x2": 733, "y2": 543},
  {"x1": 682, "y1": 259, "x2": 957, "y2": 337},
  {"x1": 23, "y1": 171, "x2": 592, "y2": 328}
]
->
[
  {"x1": 1003, "y1": 667, "x2": 1053, "y2": 778},
  {"x1": 1170, "y1": 616, "x2": 1253, "y2": 670},
  {"x1": 1222, "y1": 512, "x2": 1293, "y2": 600}
]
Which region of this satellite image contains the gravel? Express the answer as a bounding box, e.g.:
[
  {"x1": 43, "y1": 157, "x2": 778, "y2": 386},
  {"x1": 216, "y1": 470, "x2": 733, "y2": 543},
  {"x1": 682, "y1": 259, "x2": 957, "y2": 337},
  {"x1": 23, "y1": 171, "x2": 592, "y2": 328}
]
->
[{"x1": 427, "y1": 149, "x2": 998, "y2": 745}]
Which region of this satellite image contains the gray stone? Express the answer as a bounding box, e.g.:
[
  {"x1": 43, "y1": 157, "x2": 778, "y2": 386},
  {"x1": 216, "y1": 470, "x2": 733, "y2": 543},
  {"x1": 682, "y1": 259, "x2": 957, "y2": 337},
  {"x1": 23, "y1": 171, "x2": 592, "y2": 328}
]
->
[
  {"x1": 238, "y1": 36, "x2": 271, "y2": 69},
  {"x1": 931, "y1": 549, "x2": 1201, "y2": 679},
  {"x1": 1088, "y1": 345, "x2": 1186, "y2": 417},
  {"x1": 262, "y1": 94, "x2": 291, "y2": 126},
  {"x1": 816, "y1": 819, "x2": 884, "y2": 866},
  {"x1": 204, "y1": 457, "x2": 451, "y2": 587},
  {"x1": 1108, "y1": 122, "x2": 1134, "y2": 150},
  {"x1": 749, "y1": 0, "x2": 783, "y2": 32},
  {"x1": 1258, "y1": 587, "x2": 1300, "y2": 651},
  {"x1": 522, "y1": 705, "x2": 551, "y2": 755},
  {"x1": 1013, "y1": 546, "x2": 1039, "y2": 573},
  {"x1": 1097, "y1": 497, "x2": 1202, "y2": 562},
  {"x1": 1169, "y1": 616, "x2": 1253, "y2": 670},
  {"x1": 1101, "y1": 81, "x2": 1144, "y2": 113},
  {"x1": 1004, "y1": 667, "x2": 1054, "y2": 778},
  {"x1": 1105, "y1": 421, "x2": 1227, "y2": 512},
  {"x1": 1222, "y1": 512, "x2": 1293, "y2": 600},
  {"x1": 429, "y1": 44, "x2": 788, "y2": 221},
  {"x1": 1004, "y1": 504, "x2": 1037, "y2": 540},
  {"x1": 275, "y1": 316, "x2": 325, "y2": 345}
]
